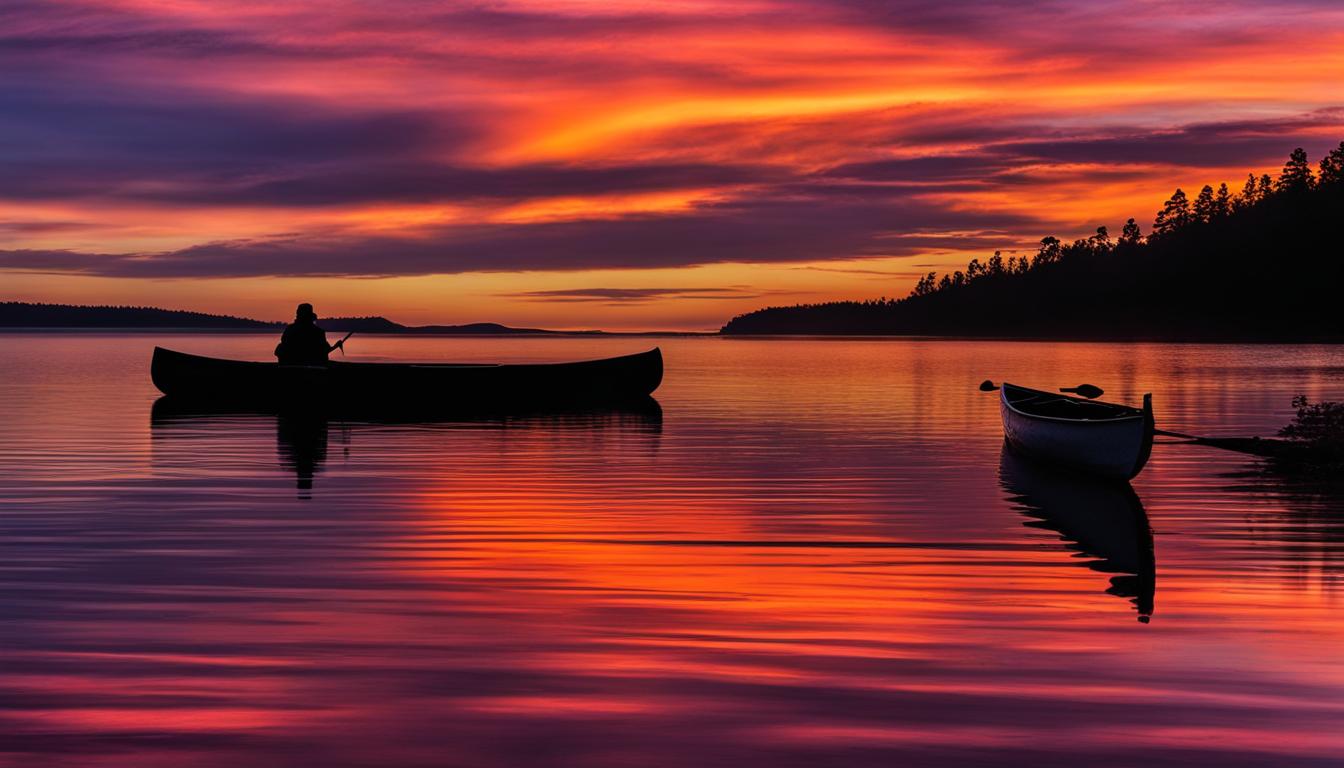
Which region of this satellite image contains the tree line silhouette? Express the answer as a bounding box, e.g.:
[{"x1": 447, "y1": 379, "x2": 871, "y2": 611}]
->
[{"x1": 722, "y1": 142, "x2": 1344, "y2": 340}]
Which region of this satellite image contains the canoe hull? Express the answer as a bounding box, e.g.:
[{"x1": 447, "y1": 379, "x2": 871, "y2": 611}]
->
[
  {"x1": 151, "y1": 346, "x2": 663, "y2": 412},
  {"x1": 999, "y1": 383, "x2": 1153, "y2": 481}
]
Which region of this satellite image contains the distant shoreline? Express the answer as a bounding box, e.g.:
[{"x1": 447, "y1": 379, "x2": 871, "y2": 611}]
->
[{"x1": 0, "y1": 302, "x2": 713, "y2": 336}]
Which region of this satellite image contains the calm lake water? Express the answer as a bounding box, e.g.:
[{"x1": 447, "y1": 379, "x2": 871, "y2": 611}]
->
[{"x1": 2, "y1": 333, "x2": 1344, "y2": 767}]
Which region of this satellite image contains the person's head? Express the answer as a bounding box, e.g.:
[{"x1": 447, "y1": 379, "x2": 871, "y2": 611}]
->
[{"x1": 295, "y1": 303, "x2": 316, "y2": 323}]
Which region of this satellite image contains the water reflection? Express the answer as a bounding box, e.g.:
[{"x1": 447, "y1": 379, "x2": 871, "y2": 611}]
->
[
  {"x1": 999, "y1": 446, "x2": 1156, "y2": 622},
  {"x1": 1233, "y1": 475, "x2": 1344, "y2": 590},
  {"x1": 8, "y1": 335, "x2": 1344, "y2": 766},
  {"x1": 275, "y1": 414, "x2": 329, "y2": 498},
  {"x1": 150, "y1": 396, "x2": 663, "y2": 498}
]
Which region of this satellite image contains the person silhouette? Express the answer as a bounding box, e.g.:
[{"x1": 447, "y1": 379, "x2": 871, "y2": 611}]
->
[{"x1": 274, "y1": 303, "x2": 343, "y2": 365}]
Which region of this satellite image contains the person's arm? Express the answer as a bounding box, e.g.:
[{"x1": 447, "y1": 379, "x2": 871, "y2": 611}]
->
[
  {"x1": 275, "y1": 326, "x2": 292, "y2": 359},
  {"x1": 316, "y1": 328, "x2": 333, "y2": 356}
]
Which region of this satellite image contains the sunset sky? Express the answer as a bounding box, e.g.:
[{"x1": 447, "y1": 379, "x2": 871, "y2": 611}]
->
[{"x1": 3, "y1": 0, "x2": 1343, "y2": 330}]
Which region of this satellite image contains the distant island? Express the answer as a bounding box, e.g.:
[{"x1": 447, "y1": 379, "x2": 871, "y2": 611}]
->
[
  {"x1": 722, "y1": 142, "x2": 1344, "y2": 341},
  {"x1": 0, "y1": 302, "x2": 280, "y2": 330},
  {"x1": 0, "y1": 303, "x2": 588, "y2": 335}
]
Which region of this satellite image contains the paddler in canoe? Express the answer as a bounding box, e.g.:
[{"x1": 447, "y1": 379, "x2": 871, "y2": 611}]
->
[{"x1": 274, "y1": 303, "x2": 348, "y2": 365}]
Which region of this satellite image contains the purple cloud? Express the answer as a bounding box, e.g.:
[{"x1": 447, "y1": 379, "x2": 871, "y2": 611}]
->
[{"x1": 996, "y1": 110, "x2": 1344, "y2": 169}]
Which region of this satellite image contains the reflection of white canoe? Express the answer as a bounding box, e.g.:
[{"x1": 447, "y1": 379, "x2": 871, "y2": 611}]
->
[
  {"x1": 1000, "y1": 383, "x2": 1155, "y2": 481},
  {"x1": 998, "y1": 447, "x2": 1155, "y2": 622}
]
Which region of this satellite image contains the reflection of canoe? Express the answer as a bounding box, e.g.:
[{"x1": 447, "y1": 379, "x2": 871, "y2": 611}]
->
[
  {"x1": 999, "y1": 446, "x2": 1155, "y2": 622},
  {"x1": 151, "y1": 346, "x2": 663, "y2": 412},
  {"x1": 150, "y1": 393, "x2": 664, "y2": 425},
  {"x1": 150, "y1": 396, "x2": 662, "y2": 498},
  {"x1": 1000, "y1": 382, "x2": 1154, "y2": 480}
]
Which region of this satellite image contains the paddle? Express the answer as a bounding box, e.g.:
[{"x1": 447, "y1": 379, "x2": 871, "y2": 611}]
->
[
  {"x1": 333, "y1": 331, "x2": 353, "y2": 355},
  {"x1": 1060, "y1": 384, "x2": 1104, "y2": 399},
  {"x1": 1151, "y1": 428, "x2": 1290, "y2": 457},
  {"x1": 979, "y1": 380, "x2": 1104, "y2": 399}
]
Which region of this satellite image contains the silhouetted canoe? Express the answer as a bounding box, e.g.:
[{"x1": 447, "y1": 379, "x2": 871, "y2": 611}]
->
[
  {"x1": 151, "y1": 346, "x2": 662, "y2": 411},
  {"x1": 1000, "y1": 382, "x2": 1154, "y2": 480}
]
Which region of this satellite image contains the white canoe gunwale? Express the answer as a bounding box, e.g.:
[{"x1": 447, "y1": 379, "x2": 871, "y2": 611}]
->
[{"x1": 999, "y1": 383, "x2": 1155, "y2": 481}]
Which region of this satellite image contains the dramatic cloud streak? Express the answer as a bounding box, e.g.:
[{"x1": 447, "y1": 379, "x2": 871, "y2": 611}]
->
[
  {"x1": 504, "y1": 287, "x2": 760, "y2": 303},
  {"x1": 0, "y1": 191, "x2": 1035, "y2": 277},
  {"x1": 3, "y1": 0, "x2": 1344, "y2": 327}
]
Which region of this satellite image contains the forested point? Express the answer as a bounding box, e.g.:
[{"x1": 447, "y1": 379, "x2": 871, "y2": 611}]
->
[{"x1": 721, "y1": 142, "x2": 1344, "y2": 341}]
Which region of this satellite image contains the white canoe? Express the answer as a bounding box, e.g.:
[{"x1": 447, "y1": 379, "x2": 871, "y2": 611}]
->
[{"x1": 999, "y1": 383, "x2": 1154, "y2": 481}]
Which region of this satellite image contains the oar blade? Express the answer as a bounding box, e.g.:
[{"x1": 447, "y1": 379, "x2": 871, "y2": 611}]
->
[{"x1": 1061, "y1": 383, "x2": 1104, "y2": 399}]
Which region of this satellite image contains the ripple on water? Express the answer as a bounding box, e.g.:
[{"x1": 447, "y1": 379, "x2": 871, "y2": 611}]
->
[{"x1": 1, "y1": 334, "x2": 1343, "y2": 767}]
